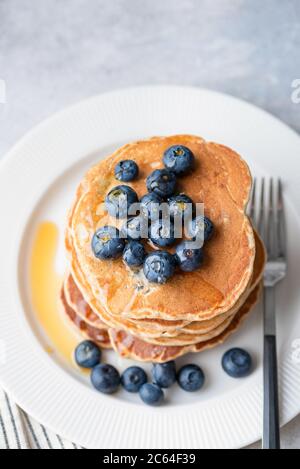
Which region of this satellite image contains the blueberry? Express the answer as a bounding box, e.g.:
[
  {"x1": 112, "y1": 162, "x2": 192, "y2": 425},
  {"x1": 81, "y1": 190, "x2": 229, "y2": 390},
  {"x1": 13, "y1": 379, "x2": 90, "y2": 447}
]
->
[
  {"x1": 163, "y1": 145, "x2": 195, "y2": 175},
  {"x1": 74, "y1": 340, "x2": 101, "y2": 369},
  {"x1": 222, "y1": 348, "x2": 252, "y2": 378},
  {"x1": 105, "y1": 185, "x2": 139, "y2": 219},
  {"x1": 188, "y1": 216, "x2": 214, "y2": 243},
  {"x1": 168, "y1": 194, "x2": 194, "y2": 221},
  {"x1": 177, "y1": 364, "x2": 205, "y2": 392},
  {"x1": 91, "y1": 364, "x2": 120, "y2": 394},
  {"x1": 175, "y1": 241, "x2": 204, "y2": 272},
  {"x1": 171, "y1": 253, "x2": 180, "y2": 267},
  {"x1": 152, "y1": 361, "x2": 176, "y2": 388},
  {"x1": 122, "y1": 216, "x2": 148, "y2": 240},
  {"x1": 140, "y1": 193, "x2": 164, "y2": 221},
  {"x1": 115, "y1": 160, "x2": 139, "y2": 182},
  {"x1": 139, "y1": 383, "x2": 164, "y2": 406},
  {"x1": 121, "y1": 366, "x2": 147, "y2": 393},
  {"x1": 146, "y1": 169, "x2": 177, "y2": 198},
  {"x1": 143, "y1": 251, "x2": 176, "y2": 284},
  {"x1": 91, "y1": 226, "x2": 125, "y2": 259},
  {"x1": 123, "y1": 240, "x2": 147, "y2": 267},
  {"x1": 149, "y1": 219, "x2": 176, "y2": 247}
]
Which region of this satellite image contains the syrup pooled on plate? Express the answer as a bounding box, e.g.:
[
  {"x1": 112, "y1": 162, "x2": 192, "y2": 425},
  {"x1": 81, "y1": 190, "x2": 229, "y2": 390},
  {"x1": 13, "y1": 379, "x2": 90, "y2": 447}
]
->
[{"x1": 30, "y1": 221, "x2": 79, "y2": 365}]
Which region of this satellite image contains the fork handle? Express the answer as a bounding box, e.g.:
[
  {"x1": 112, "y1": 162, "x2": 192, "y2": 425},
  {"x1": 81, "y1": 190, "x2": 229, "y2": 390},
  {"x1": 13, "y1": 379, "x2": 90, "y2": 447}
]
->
[{"x1": 263, "y1": 334, "x2": 280, "y2": 449}]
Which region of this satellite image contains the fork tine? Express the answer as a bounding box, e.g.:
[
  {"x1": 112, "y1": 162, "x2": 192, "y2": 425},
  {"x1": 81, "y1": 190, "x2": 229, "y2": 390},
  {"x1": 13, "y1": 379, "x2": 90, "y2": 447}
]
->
[
  {"x1": 249, "y1": 178, "x2": 257, "y2": 226},
  {"x1": 277, "y1": 179, "x2": 286, "y2": 259},
  {"x1": 266, "y1": 178, "x2": 276, "y2": 259},
  {"x1": 258, "y1": 178, "x2": 266, "y2": 244}
]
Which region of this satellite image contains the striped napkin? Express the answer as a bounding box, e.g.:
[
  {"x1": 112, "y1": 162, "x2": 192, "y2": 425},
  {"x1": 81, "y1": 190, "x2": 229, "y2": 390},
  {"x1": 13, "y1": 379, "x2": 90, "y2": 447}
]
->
[{"x1": 0, "y1": 388, "x2": 80, "y2": 449}]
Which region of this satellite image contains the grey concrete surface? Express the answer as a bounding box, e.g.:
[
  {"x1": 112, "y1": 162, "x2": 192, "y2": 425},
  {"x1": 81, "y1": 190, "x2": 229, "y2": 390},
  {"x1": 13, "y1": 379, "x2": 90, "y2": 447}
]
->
[{"x1": 0, "y1": 0, "x2": 299, "y2": 449}]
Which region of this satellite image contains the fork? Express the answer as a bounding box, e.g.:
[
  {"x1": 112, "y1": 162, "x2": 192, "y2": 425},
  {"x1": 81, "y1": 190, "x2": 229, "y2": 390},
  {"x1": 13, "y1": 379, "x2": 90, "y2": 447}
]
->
[{"x1": 249, "y1": 178, "x2": 287, "y2": 450}]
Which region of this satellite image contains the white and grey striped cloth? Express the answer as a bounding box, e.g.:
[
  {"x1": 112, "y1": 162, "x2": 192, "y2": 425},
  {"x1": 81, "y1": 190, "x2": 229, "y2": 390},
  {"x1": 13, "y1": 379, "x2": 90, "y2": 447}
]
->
[{"x1": 0, "y1": 388, "x2": 80, "y2": 449}]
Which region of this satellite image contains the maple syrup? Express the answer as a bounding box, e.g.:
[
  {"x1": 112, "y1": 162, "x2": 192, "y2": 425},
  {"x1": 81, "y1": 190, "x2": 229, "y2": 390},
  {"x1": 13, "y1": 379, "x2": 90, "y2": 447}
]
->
[{"x1": 30, "y1": 221, "x2": 79, "y2": 365}]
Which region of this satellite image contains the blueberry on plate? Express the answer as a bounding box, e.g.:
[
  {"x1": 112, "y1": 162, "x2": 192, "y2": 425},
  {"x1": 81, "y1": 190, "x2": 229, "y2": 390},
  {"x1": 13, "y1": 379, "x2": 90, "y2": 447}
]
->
[
  {"x1": 222, "y1": 348, "x2": 252, "y2": 378},
  {"x1": 140, "y1": 193, "x2": 164, "y2": 221},
  {"x1": 149, "y1": 219, "x2": 176, "y2": 247},
  {"x1": 123, "y1": 240, "x2": 147, "y2": 267},
  {"x1": 146, "y1": 169, "x2": 177, "y2": 198},
  {"x1": 121, "y1": 366, "x2": 147, "y2": 393},
  {"x1": 163, "y1": 145, "x2": 195, "y2": 175},
  {"x1": 91, "y1": 364, "x2": 121, "y2": 394},
  {"x1": 152, "y1": 361, "x2": 176, "y2": 388},
  {"x1": 115, "y1": 160, "x2": 139, "y2": 182},
  {"x1": 168, "y1": 194, "x2": 194, "y2": 221},
  {"x1": 74, "y1": 340, "x2": 101, "y2": 369},
  {"x1": 177, "y1": 364, "x2": 205, "y2": 392},
  {"x1": 188, "y1": 215, "x2": 214, "y2": 243},
  {"x1": 143, "y1": 251, "x2": 176, "y2": 284},
  {"x1": 105, "y1": 185, "x2": 139, "y2": 219},
  {"x1": 139, "y1": 383, "x2": 164, "y2": 406},
  {"x1": 122, "y1": 216, "x2": 148, "y2": 240},
  {"x1": 91, "y1": 226, "x2": 125, "y2": 260},
  {"x1": 175, "y1": 241, "x2": 204, "y2": 272}
]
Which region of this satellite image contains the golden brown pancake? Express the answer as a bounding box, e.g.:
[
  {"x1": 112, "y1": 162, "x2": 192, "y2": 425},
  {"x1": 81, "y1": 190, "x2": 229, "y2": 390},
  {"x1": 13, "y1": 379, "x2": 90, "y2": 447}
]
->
[
  {"x1": 64, "y1": 274, "x2": 108, "y2": 330},
  {"x1": 179, "y1": 228, "x2": 265, "y2": 335},
  {"x1": 61, "y1": 278, "x2": 262, "y2": 362},
  {"x1": 108, "y1": 284, "x2": 262, "y2": 362},
  {"x1": 122, "y1": 229, "x2": 265, "y2": 339},
  {"x1": 60, "y1": 287, "x2": 111, "y2": 349},
  {"x1": 62, "y1": 229, "x2": 265, "y2": 352},
  {"x1": 64, "y1": 226, "x2": 263, "y2": 345},
  {"x1": 66, "y1": 135, "x2": 255, "y2": 323},
  {"x1": 63, "y1": 135, "x2": 265, "y2": 361}
]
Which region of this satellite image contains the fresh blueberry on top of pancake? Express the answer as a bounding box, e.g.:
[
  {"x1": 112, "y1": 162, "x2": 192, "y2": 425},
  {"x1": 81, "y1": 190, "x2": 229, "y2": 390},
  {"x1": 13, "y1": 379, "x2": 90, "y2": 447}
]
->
[
  {"x1": 115, "y1": 159, "x2": 139, "y2": 182},
  {"x1": 122, "y1": 216, "x2": 147, "y2": 240},
  {"x1": 74, "y1": 340, "x2": 101, "y2": 369},
  {"x1": 152, "y1": 361, "x2": 176, "y2": 388},
  {"x1": 91, "y1": 226, "x2": 125, "y2": 260},
  {"x1": 121, "y1": 366, "x2": 147, "y2": 393},
  {"x1": 168, "y1": 194, "x2": 194, "y2": 222},
  {"x1": 163, "y1": 145, "x2": 195, "y2": 175},
  {"x1": 140, "y1": 192, "x2": 164, "y2": 221},
  {"x1": 91, "y1": 364, "x2": 120, "y2": 394},
  {"x1": 149, "y1": 219, "x2": 176, "y2": 247},
  {"x1": 139, "y1": 383, "x2": 164, "y2": 406},
  {"x1": 222, "y1": 348, "x2": 252, "y2": 378},
  {"x1": 177, "y1": 364, "x2": 205, "y2": 392},
  {"x1": 146, "y1": 169, "x2": 177, "y2": 198},
  {"x1": 143, "y1": 251, "x2": 176, "y2": 284},
  {"x1": 123, "y1": 240, "x2": 146, "y2": 267},
  {"x1": 105, "y1": 185, "x2": 139, "y2": 219},
  {"x1": 188, "y1": 215, "x2": 214, "y2": 243},
  {"x1": 175, "y1": 241, "x2": 204, "y2": 272}
]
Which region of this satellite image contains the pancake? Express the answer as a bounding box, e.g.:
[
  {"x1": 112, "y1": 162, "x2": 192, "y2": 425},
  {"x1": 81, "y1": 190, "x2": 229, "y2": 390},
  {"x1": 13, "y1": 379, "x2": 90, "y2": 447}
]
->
[
  {"x1": 63, "y1": 274, "x2": 108, "y2": 330},
  {"x1": 180, "y1": 227, "x2": 265, "y2": 335},
  {"x1": 66, "y1": 135, "x2": 255, "y2": 323},
  {"x1": 61, "y1": 278, "x2": 262, "y2": 362},
  {"x1": 60, "y1": 286, "x2": 111, "y2": 349},
  {"x1": 62, "y1": 229, "x2": 265, "y2": 348},
  {"x1": 124, "y1": 229, "x2": 265, "y2": 338},
  {"x1": 108, "y1": 284, "x2": 262, "y2": 362},
  {"x1": 64, "y1": 228, "x2": 264, "y2": 344},
  {"x1": 64, "y1": 272, "x2": 238, "y2": 345},
  {"x1": 65, "y1": 272, "x2": 192, "y2": 337}
]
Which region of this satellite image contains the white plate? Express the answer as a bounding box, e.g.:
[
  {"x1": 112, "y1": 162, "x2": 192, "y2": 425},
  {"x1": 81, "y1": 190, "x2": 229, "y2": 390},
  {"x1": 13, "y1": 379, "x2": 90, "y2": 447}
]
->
[{"x1": 1, "y1": 86, "x2": 300, "y2": 449}]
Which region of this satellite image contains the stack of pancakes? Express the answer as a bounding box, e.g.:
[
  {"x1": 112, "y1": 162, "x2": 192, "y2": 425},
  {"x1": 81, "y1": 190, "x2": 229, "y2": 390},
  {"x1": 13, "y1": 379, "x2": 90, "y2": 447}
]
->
[{"x1": 62, "y1": 135, "x2": 265, "y2": 362}]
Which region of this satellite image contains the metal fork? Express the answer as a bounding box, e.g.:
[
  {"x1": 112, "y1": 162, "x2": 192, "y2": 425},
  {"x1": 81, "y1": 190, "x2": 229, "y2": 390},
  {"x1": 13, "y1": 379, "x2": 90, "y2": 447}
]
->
[{"x1": 249, "y1": 178, "x2": 287, "y2": 450}]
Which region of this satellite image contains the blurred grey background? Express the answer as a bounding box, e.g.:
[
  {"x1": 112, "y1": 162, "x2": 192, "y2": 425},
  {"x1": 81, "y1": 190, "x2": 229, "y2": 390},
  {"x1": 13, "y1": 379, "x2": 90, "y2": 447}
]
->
[{"x1": 0, "y1": 0, "x2": 299, "y2": 449}]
